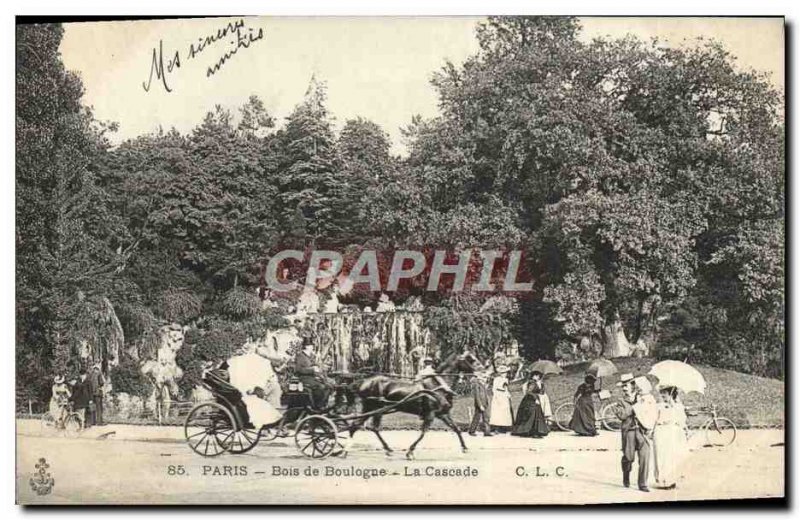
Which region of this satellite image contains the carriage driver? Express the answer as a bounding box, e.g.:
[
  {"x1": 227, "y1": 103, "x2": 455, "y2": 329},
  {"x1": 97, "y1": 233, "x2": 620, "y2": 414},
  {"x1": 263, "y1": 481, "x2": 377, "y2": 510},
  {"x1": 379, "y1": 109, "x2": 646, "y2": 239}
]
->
[{"x1": 294, "y1": 338, "x2": 332, "y2": 409}]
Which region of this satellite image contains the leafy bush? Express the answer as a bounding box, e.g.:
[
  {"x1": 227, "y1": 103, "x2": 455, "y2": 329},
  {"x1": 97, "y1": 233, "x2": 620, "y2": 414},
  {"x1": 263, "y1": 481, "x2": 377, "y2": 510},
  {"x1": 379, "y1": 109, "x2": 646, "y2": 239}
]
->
[
  {"x1": 109, "y1": 357, "x2": 153, "y2": 399},
  {"x1": 424, "y1": 307, "x2": 516, "y2": 361},
  {"x1": 219, "y1": 287, "x2": 261, "y2": 320}
]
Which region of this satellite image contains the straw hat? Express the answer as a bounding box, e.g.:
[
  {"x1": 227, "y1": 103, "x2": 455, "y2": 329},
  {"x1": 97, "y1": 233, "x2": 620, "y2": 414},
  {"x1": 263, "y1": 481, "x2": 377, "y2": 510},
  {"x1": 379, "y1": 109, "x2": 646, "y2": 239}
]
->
[
  {"x1": 495, "y1": 365, "x2": 510, "y2": 374},
  {"x1": 616, "y1": 373, "x2": 635, "y2": 386},
  {"x1": 53, "y1": 375, "x2": 64, "y2": 384}
]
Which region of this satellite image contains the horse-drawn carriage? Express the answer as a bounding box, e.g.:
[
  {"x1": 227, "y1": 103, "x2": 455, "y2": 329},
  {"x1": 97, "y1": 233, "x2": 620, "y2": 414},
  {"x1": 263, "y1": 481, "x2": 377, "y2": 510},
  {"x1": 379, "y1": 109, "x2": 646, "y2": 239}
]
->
[{"x1": 184, "y1": 354, "x2": 474, "y2": 459}]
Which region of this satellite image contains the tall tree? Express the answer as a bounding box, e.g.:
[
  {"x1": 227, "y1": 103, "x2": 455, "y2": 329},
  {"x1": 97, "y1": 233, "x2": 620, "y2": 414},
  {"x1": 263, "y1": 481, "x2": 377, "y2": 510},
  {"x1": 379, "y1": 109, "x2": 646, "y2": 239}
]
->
[
  {"x1": 275, "y1": 77, "x2": 347, "y2": 244},
  {"x1": 16, "y1": 23, "x2": 123, "y2": 397}
]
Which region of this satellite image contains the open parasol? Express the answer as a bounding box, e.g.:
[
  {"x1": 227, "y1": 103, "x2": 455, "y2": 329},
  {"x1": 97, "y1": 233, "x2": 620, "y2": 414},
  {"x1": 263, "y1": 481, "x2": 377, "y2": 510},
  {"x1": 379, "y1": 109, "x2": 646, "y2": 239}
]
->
[
  {"x1": 586, "y1": 358, "x2": 618, "y2": 378},
  {"x1": 648, "y1": 360, "x2": 706, "y2": 395},
  {"x1": 528, "y1": 360, "x2": 563, "y2": 376}
]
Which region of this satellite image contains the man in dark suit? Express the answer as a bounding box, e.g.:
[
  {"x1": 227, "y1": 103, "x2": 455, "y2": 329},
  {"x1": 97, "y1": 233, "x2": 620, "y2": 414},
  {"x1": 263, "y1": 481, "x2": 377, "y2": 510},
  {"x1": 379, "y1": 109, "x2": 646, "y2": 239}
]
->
[
  {"x1": 468, "y1": 370, "x2": 493, "y2": 437},
  {"x1": 71, "y1": 369, "x2": 92, "y2": 428},
  {"x1": 294, "y1": 340, "x2": 330, "y2": 409},
  {"x1": 615, "y1": 373, "x2": 653, "y2": 492},
  {"x1": 88, "y1": 364, "x2": 106, "y2": 426}
]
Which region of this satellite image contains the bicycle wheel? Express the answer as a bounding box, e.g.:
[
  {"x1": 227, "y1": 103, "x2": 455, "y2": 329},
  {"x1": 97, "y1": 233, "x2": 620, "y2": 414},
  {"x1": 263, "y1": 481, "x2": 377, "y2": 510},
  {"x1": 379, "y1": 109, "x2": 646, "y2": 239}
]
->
[
  {"x1": 704, "y1": 417, "x2": 737, "y2": 447},
  {"x1": 554, "y1": 402, "x2": 575, "y2": 431},
  {"x1": 64, "y1": 413, "x2": 83, "y2": 438},
  {"x1": 601, "y1": 401, "x2": 623, "y2": 432},
  {"x1": 41, "y1": 412, "x2": 56, "y2": 432}
]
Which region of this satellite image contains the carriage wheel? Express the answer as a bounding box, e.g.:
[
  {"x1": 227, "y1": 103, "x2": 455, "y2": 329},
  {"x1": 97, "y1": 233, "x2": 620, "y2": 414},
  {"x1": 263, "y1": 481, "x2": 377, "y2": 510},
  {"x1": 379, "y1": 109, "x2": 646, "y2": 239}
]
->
[
  {"x1": 294, "y1": 415, "x2": 345, "y2": 459},
  {"x1": 554, "y1": 402, "x2": 575, "y2": 432},
  {"x1": 184, "y1": 402, "x2": 236, "y2": 457},
  {"x1": 63, "y1": 413, "x2": 83, "y2": 438},
  {"x1": 601, "y1": 401, "x2": 622, "y2": 432},
  {"x1": 218, "y1": 426, "x2": 261, "y2": 454},
  {"x1": 704, "y1": 417, "x2": 737, "y2": 447}
]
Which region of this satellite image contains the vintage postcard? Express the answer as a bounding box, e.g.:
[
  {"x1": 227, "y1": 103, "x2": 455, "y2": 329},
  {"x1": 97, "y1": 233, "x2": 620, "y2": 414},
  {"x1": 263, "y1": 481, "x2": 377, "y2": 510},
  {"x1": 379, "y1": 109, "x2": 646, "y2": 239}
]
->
[{"x1": 15, "y1": 16, "x2": 785, "y2": 505}]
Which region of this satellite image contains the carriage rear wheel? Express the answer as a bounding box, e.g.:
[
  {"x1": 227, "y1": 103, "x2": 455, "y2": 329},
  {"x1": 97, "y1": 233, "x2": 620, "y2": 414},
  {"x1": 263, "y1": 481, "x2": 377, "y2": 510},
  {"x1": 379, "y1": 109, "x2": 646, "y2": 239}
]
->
[
  {"x1": 554, "y1": 402, "x2": 575, "y2": 431},
  {"x1": 294, "y1": 415, "x2": 345, "y2": 459},
  {"x1": 184, "y1": 402, "x2": 236, "y2": 457}
]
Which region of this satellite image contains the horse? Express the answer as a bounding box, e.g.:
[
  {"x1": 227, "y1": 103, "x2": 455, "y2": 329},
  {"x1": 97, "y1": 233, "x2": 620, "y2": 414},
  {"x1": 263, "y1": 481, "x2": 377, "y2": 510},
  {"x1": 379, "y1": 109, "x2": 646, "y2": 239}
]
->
[{"x1": 348, "y1": 352, "x2": 477, "y2": 459}]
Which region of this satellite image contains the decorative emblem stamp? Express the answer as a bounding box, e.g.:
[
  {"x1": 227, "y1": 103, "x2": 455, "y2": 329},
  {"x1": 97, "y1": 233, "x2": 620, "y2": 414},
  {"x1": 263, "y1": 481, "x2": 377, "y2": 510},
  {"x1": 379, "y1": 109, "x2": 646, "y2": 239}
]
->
[{"x1": 29, "y1": 457, "x2": 55, "y2": 496}]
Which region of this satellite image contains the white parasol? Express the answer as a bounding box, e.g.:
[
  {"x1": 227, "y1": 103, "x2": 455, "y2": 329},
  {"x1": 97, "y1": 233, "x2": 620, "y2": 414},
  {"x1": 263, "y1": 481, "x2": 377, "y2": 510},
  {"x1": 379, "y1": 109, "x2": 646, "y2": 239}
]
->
[{"x1": 648, "y1": 360, "x2": 707, "y2": 395}]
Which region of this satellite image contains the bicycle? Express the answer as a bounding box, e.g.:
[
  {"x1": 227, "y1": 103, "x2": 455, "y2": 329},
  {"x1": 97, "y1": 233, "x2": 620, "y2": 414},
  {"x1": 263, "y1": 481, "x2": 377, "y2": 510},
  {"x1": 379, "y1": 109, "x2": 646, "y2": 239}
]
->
[
  {"x1": 554, "y1": 390, "x2": 623, "y2": 432},
  {"x1": 41, "y1": 402, "x2": 84, "y2": 438},
  {"x1": 685, "y1": 403, "x2": 737, "y2": 448}
]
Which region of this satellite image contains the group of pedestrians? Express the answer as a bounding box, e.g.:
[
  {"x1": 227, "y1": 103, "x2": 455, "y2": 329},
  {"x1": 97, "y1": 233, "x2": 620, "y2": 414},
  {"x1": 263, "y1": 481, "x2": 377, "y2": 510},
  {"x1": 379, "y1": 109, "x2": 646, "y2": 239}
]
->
[
  {"x1": 466, "y1": 364, "x2": 552, "y2": 438},
  {"x1": 464, "y1": 365, "x2": 690, "y2": 492},
  {"x1": 49, "y1": 364, "x2": 106, "y2": 428}
]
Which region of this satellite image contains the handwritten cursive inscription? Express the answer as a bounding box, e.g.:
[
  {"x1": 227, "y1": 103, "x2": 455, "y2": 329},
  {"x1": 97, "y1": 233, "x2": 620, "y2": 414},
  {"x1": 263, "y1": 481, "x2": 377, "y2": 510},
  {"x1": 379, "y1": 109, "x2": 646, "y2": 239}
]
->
[{"x1": 142, "y1": 19, "x2": 265, "y2": 93}]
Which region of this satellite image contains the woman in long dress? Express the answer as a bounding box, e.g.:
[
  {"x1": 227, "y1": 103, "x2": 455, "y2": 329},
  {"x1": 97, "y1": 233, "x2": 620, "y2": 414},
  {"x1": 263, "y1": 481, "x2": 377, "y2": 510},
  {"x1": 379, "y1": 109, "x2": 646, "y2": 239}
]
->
[
  {"x1": 49, "y1": 375, "x2": 71, "y2": 425},
  {"x1": 489, "y1": 367, "x2": 513, "y2": 433},
  {"x1": 512, "y1": 372, "x2": 550, "y2": 438},
  {"x1": 569, "y1": 374, "x2": 598, "y2": 436},
  {"x1": 653, "y1": 386, "x2": 688, "y2": 489}
]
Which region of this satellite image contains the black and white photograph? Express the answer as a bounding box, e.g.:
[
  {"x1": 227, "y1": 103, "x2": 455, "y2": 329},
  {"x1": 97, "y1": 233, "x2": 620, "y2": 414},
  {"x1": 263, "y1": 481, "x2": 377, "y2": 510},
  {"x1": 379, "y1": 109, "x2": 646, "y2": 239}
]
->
[{"x1": 14, "y1": 14, "x2": 785, "y2": 505}]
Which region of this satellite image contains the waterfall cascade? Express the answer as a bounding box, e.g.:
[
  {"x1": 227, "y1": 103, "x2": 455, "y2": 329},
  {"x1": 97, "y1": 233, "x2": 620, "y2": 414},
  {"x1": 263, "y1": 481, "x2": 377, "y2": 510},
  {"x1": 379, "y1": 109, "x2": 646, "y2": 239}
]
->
[{"x1": 305, "y1": 311, "x2": 432, "y2": 377}]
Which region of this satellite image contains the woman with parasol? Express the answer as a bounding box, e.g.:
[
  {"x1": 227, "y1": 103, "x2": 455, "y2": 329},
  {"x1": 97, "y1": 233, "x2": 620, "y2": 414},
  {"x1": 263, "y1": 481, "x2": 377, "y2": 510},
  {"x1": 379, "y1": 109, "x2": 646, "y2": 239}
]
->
[
  {"x1": 649, "y1": 360, "x2": 705, "y2": 490},
  {"x1": 570, "y1": 359, "x2": 617, "y2": 436}
]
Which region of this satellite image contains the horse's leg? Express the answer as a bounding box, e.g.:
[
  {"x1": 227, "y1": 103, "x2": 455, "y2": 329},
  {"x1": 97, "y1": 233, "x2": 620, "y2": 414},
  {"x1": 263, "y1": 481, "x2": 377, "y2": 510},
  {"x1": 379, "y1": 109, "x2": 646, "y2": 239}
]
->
[
  {"x1": 369, "y1": 414, "x2": 394, "y2": 455},
  {"x1": 439, "y1": 412, "x2": 468, "y2": 453},
  {"x1": 406, "y1": 414, "x2": 433, "y2": 460}
]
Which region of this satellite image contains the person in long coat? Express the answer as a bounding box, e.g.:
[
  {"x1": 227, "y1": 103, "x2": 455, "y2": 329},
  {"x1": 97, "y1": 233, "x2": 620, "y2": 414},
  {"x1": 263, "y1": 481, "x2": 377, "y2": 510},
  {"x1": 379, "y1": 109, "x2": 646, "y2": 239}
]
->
[
  {"x1": 88, "y1": 364, "x2": 106, "y2": 426},
  {"x1": 468, "y1": 371, "x2": 493, "y2": 436},
  {"x1": 70, "y1": 370, "x2": 92, "y2": 428},
  {"x1": 653, "y1": 386, "x2": 688, "y2": 489},
  {"x1": 512, "y1": 371, "x2": 550, "y2": 438},
  {"x1": 569, "y1": 373, "x2": 599, "y2": 436},
  {"x1": 489, "y1": 366, "x2": 513, "y2": 433}
]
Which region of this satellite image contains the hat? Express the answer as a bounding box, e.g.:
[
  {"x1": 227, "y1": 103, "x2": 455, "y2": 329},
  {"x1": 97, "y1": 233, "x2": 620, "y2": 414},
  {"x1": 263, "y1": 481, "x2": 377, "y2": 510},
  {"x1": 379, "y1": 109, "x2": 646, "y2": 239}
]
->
[
  {"x1": 496, "y1": 365, "x2": 510, "y2": 374},
  {"x1": 423, "y1": 357, "x2": 434, "y2": 365},
  {"x1": 54, "y1": 375, "x2": 64, "y2": 384},
  {"x1": 616, "y1": 373, "x2": 635, "y2": 386}
]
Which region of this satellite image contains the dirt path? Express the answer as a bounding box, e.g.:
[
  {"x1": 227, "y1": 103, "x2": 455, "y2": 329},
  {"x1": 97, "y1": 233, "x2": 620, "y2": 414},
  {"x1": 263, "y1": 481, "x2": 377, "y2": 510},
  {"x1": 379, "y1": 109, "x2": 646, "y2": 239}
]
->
[{"x1": 17, "y1": 427, "x2": 783, "y2": 504}]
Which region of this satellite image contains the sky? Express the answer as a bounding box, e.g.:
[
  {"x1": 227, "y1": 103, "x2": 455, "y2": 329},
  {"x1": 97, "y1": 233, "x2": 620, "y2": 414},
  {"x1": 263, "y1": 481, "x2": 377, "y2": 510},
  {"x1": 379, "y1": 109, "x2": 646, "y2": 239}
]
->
[{"x1": 59, "y1": 17, "x2": 784, "y2": 155}]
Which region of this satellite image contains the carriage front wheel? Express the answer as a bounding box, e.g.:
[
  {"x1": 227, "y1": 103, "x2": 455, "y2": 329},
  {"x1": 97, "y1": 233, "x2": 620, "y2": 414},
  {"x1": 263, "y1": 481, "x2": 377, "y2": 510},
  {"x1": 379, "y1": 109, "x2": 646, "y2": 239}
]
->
[
  {"x1": 294, "y1": 415, "x2": 345, "y2": 459},
  {"x1": 184, "y1": 402, "x2": 236, "y2": 457}
]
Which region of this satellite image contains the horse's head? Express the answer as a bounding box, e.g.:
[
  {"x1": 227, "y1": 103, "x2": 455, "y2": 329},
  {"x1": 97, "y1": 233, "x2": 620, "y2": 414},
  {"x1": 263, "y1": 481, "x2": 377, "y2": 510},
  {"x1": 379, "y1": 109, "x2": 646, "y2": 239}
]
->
[{"x1": 435, "y1": 352, "x2": 477, "y2": 380}]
